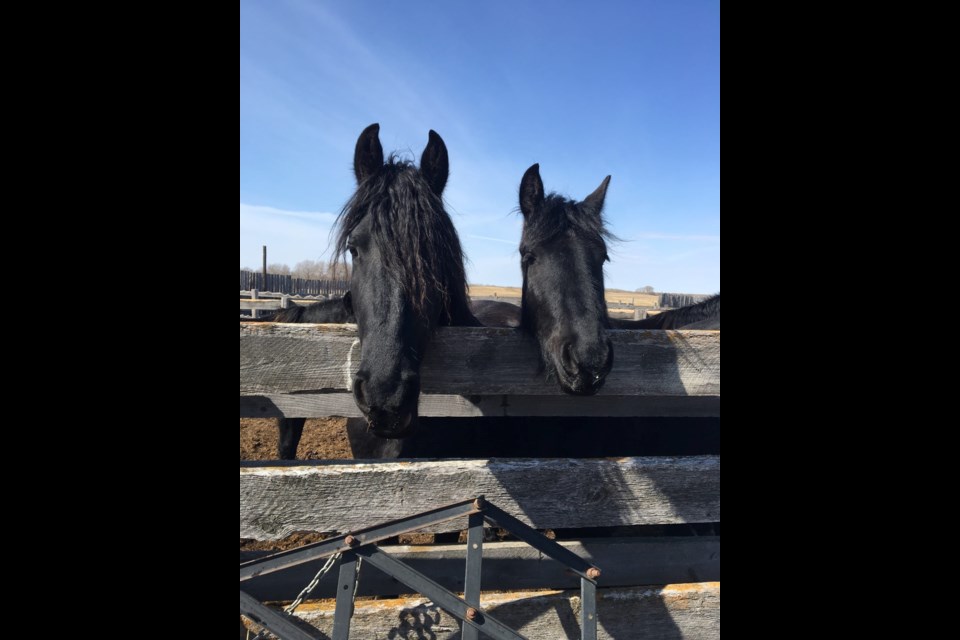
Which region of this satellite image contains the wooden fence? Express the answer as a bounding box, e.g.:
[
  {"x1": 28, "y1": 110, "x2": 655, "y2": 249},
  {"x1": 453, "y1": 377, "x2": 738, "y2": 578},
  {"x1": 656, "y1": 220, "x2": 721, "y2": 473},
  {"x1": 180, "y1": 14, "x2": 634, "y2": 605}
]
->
[
  {"x1": 240, "y1": 324, "x2": 720, "y2": 638},
  {"x1": 658, "y1": 293, "x2": 712, "y2": 309},
  {"x1": 240, "y1": 270, "x2": 349, "y2": 296},
  {"x1": 240, "y1": 290, "x2": 330, "y2": 315}
]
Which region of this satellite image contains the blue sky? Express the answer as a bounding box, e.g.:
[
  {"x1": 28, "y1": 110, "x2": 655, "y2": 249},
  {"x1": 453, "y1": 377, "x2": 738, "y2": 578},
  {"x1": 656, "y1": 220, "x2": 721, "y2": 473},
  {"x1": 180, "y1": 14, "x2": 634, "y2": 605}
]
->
[{"x1": 240, "y1": 1, "x2": 719, "y2": 293}]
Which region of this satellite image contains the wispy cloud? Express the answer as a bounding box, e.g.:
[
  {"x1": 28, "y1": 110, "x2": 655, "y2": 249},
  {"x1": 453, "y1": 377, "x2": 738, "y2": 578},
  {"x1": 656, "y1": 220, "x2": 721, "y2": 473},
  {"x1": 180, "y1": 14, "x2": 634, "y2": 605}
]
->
[
  {"x1": 240, "y1": 202, "x2": 340, "y2": 268},
  {"x1": 240, "y1": 203, "x2": 338, "y2": 223},
  {"x1": 630, "y1": 232, "x2": 720, "y2": 241},
  {"x1": 464, "y1": 234, "x2": 518, "y2": 246}
]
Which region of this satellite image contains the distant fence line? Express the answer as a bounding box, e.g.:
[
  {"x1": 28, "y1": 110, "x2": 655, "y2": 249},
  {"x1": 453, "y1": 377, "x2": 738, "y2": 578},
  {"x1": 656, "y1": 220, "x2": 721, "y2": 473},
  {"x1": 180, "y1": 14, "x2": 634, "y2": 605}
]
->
[
  {"x1": 659, "y1": 292, "x2": 712, "y2": 309},
  {"x1": 239, "y1": 271, "x2": 349, "y2": 296},
  {"x1": 240, "y1": 272, "x2": 710, "y2": 308}
]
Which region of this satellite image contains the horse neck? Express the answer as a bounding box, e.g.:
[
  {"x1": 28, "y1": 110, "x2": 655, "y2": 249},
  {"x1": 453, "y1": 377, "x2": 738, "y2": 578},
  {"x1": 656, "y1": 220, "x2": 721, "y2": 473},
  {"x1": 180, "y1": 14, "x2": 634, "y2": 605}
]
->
[
  {"x1": 446, "y1": 292, "x2": 482, "y2": 327},
  {"x1": 618, "y1": 294, "x2": 720, "y2": 329}
]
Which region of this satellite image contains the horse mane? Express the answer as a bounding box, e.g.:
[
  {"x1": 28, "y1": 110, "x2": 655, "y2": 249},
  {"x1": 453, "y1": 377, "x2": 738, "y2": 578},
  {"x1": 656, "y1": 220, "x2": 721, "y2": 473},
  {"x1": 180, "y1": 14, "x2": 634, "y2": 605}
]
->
[
  {"x1": 333, "y1": 155, "x2": 470, "y2": 323},
  {"x1": 522, "y1": 193, "x2": 618, "y2": 250}
]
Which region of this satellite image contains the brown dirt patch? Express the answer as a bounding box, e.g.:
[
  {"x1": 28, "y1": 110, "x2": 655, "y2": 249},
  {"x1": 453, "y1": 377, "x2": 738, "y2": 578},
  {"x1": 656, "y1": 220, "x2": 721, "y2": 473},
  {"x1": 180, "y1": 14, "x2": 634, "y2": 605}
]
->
[
  {"x1": 240, "y1": 531, "x2": 331, "y2": 552},
  {"x1": 240, "y1": 417, "x2": 352, "y2": 460}
]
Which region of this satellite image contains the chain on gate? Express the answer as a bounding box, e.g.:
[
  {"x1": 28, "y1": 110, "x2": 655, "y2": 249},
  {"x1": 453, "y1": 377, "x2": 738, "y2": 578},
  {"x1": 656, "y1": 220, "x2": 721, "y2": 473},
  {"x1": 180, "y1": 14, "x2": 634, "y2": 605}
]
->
[{"x1": 246, "y1": 552, "x2": 363, "y2": 640}]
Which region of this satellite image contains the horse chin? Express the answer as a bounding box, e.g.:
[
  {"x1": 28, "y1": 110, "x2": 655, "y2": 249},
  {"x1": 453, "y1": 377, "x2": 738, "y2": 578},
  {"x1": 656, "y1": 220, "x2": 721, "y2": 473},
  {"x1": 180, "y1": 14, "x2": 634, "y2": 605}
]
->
[
  {"x1": 366, "y1": 410, "x2": 418, "y2": 439},
  {"x1": 556, "y1": 372, "x2": 607, "y2": 396},
  {"x1": 551, "y1": 358, "x2": 609, "y2": 396}
]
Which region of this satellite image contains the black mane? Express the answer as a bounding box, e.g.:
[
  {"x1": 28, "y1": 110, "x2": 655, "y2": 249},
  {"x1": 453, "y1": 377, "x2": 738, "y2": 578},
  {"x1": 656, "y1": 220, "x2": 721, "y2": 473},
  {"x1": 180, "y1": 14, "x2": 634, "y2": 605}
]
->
[
  {"x1": 333, "y1": 155, "x2": 470, "y2": 322},
  {"x1": 521, "y1": 192, "x2": 618, "y2": 250}
]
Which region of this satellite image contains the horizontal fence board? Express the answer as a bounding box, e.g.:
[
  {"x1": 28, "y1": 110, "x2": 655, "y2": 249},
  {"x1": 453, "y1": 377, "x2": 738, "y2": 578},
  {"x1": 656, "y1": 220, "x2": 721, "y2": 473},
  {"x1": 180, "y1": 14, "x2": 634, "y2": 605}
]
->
[
  {"x1": 240, "y1": 325, "x2": 720, "y2": 397},
  {"x1": 241, "y1": 291, "x2": 327, "y2": 300},
  {"x1": 240, "y1": 393, "x2": 722, "y2": 418},
  {"x1": 240, "y1": 537, "x2": 719, "y2": 600},
  {"x1": 240, "y1": 299, "x2": 330, "y2": 311},
  {"x1": 240, "y1": 299, "x2": 284, "y2": 310},
  {"x1": 239, "y1": 457, "x2": 719, "y2": 540},
  {"x1": 246, "y1": 583, "x2": 720, "y2": 640}
]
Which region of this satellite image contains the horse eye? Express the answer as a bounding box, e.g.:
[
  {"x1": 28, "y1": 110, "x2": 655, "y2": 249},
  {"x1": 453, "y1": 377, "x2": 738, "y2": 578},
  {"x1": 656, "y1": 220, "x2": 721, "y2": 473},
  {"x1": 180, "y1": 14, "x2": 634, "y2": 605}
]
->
[
  {"x1": 348, "y1": 246, "x2": 359, "y2": 259},
  {"x1": 521, "y1": 251, "x2": 536, "y2": 266}
]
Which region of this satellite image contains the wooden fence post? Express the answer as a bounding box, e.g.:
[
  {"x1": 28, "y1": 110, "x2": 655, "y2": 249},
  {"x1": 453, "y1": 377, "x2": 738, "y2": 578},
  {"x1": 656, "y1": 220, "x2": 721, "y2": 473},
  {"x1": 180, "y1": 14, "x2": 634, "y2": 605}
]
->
[{"x1": 262, "y1": 246, "x2": 267, "y2": 292}]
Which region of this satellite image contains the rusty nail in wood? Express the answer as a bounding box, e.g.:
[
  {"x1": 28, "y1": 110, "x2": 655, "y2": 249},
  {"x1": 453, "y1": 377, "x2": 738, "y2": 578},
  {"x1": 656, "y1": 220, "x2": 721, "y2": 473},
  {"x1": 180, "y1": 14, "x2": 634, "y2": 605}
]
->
[
  {"x1": 473, "y1": 497, "x2": 485, "y2": 510},
  {"x1": 345, "y1": 535, "x2": 357, "y2": 546},
  {"x1": 466, "y1": 607, "x2": 478, "y2": 620},
  {"x1": 587, "y1": 567, "x2": 601, "y2": 579}
]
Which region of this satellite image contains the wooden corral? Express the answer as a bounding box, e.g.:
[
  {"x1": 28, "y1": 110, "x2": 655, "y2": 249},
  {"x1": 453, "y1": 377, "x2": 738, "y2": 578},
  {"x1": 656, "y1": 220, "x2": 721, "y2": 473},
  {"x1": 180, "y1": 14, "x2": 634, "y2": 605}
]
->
[{"x1": 239, "y1": 323, "x2": 720, "y2": 639}]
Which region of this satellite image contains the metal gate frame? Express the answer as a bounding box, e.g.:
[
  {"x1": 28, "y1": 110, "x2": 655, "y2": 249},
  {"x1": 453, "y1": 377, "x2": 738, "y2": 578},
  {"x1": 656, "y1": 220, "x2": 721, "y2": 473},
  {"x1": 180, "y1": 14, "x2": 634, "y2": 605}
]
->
[{"x1": 240, "y1": 496, "x2": 600, "y2": 640}]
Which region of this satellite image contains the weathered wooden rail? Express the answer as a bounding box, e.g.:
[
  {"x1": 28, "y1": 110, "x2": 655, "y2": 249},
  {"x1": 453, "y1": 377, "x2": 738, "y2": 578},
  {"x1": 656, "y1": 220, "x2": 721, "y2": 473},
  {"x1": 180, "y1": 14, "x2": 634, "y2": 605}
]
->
[
  {"x1": 240, "y1": 457, "x2": 720, "y2": 539},
  {"x1": 240, "y1": 290, "x2": 335, "y2": 317},
  {"x1": 239, "y1": 323, "x2": 720, "y2": 639},
  {"x1": 240, "y1": 324, "x2": 720, "y2": 417}
]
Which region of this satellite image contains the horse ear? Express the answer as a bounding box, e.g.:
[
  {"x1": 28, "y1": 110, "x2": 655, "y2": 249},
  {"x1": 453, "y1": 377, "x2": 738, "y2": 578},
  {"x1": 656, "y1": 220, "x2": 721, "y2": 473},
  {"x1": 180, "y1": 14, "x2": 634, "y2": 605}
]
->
[
  {"x1": 354, "y1": 123, "x2": 384, "y2": 184},
  {"x1": 519, "y1": 164, "x2": 544, "y2": 217},
  {"x1": 421, "y1": 130, "x2": 449, "y2": 196},
  {"x1": 582, "y1": 175, "x2": 611, "y2": 216}
]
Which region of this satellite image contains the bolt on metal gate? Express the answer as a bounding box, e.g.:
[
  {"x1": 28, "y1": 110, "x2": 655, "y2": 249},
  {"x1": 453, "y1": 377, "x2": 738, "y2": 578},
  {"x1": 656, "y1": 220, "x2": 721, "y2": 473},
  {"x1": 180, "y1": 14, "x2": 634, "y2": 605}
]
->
[{"x1": 240, "y1": 496, "x2": 601, "y2": 640}]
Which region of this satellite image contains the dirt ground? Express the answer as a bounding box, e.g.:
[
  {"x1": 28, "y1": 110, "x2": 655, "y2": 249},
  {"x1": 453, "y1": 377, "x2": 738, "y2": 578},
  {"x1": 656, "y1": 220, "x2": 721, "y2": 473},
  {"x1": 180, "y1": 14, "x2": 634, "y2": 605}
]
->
[{"x1": 240, "y1": 417, "x2": 352, "y2": 460}]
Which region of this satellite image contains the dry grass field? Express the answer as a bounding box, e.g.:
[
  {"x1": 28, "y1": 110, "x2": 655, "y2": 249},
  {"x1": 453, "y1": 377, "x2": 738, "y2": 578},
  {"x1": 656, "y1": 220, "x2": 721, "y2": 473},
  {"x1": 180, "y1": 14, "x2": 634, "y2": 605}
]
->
[
  {"x1": 468, "y1": 285, "x2": 658, "y2": 308},
  {"x1": 467, "y1": 284, "x2": 523, "y2": 299},
  {"x1": 604, "y1": 290, "x2": 659, "y2": 307}
]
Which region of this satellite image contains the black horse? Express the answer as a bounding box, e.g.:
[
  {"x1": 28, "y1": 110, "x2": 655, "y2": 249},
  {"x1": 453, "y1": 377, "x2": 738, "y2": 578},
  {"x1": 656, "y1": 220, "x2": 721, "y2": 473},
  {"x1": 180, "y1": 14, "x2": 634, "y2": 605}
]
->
[
  {"x1": 339, "y1": 123, "x2": 482, "y2": 438},
  {"x1": 267, "y1": 156, "x2": 716, "y2": 457},
  {"x1": 518, "y1": 163, "x2": 719, "y2": 394},
  {"x1": 273, "y1": 124, "x2": 485, "y2": 457},
  {"x1": 517, "y1": 163, "x2": 615, "y2": 395},
  {"x1": 268, "y1": 293, "x2": 356, "y2": 323}
]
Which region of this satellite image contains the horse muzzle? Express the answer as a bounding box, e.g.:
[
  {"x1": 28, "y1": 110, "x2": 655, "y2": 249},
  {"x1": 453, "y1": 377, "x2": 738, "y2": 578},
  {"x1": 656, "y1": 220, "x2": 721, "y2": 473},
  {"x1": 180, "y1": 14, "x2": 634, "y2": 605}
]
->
[{"x1": 365, "y1": 409, "x2": 418, "y2": 438}]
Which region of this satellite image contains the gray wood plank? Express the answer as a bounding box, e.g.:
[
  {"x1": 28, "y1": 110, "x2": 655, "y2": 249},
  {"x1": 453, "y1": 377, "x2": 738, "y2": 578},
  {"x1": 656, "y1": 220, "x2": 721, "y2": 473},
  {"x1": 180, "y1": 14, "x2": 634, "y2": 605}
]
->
[
  {"x1": 240, "y1": 537, "x2": 720, "y2": 601},
  {"x1": 240, "y1": 393, "x2": 721, "y2": 418},
  {"x1": 240, "y1": 299, "x2": 328, "y2": 310},
  {"x1": 240, "y1": 325, "x2": 720, "y2": 396},
  {"x1": 240, "y1": 299, "x2": 284, "y2": 310},
  {"x1": 239, "y1": 457, "x2": 720, "y2": 540},
  {"x1": 242, "y1": 290, "x2": 326, "y2": 300},
  {"x1": 282, "y1": 583, "x2": 720, "y2": 640}
]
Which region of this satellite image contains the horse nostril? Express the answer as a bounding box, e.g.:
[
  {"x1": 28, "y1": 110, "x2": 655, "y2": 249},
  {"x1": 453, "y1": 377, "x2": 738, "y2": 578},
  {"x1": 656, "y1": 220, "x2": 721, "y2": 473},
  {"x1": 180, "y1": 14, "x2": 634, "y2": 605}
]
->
[
  {"x1": 560, "y1": 341, "x2": 576, "y2": 374},
  {"x1": 353, "y1": 376, "x2": 369, "y2": 410},
  {"x1": 602, "y1": 338, "x2": 614, "y2": 373}
]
